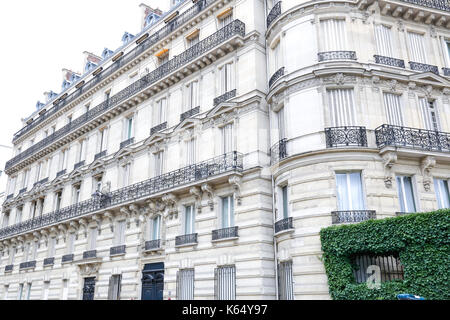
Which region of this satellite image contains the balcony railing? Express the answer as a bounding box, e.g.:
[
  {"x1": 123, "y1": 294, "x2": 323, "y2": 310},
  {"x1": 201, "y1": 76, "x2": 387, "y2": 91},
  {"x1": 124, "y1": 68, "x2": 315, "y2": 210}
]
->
[
  {"x1": 176, "y1": 233, "x2": 198, "y2": 246},
  {"x1": 56, "y1": 169, "x2": 67, "y2": 177},
  {"x1": 269, "y1": 67, "x2": 285, "y2": 88},
  {"x1": 374, "y1": 55, "x2": 405, "y2": 68},
  {"x1": 151, "y1": 122, "x2": 168, "y2": 135},
  {"x1": 401, "y1": 0, "x2": 450, "y2": 11},
  {"x1": 19, "y1": 188, "x2": 27, "y2": 195},
  {"x1": 180, "y1": 106, "x2": 200, "y2": 122},
  {"x1": 19, "y1": 261, "x2": 36, "y2": 270},
  {"x1": 409, "y1": 61, "x2": 439, "y2": 74},
  {"x1": 213, "y1": 89, "x2": 237, "y2": 106},
  {"x1": 6, "y1": 194, "x2": 14, "y2": 200},
  {"x1": 267, "y1": 1, "x2": 282, "y2": 27},
  {"x1": 443, "y1": 68, "x2": 450, "y2": 76},
  {"x1": 5, "y1": 265, "x2": 13, "y2": 273},
  {"x1": 120, "y1": 138, "x2": 135, "y2": 149},
  {"x1": 270, "y1": 139, "x2": 288, "y2": 165},
  {"x1": 318, "y1": 51, "x2": 357, "y2": 62},
  {"x1": 61, "y1": 254, "x2": 74, "y2": 263},
  {"x1": 83, "y1": 250, "x2": 97, "y2": 260},
  {"x1": 275, "y1": 217, "x2": 293, "y2": 234},
  {"x1": 6, "y1": 19, "x2": 246, "y2": 172},
  {"x1": 331, "y1": 210, "x2": 376, "y2": 224},
  {"x1": 0, "y1": 152, "x2": 243, "y2": 240},
  {"x1": 110, "y1": 245, "x2": 126, "y2": 256},
  {"x1": 325, "y1": 126, "x2": 368, "y2": 148},
  {"x1": 74, "y1": 160, "x2": 86, "y2": 170},
  {"x1": 43, "y1": 257, "x2": 55, "y2": 266},
  {"x1": 212, "y1": 226, "x2": 239, "y2": 241},
  {"x1": 11, "y1": 0, "x2": 221, "y2": 143},
  {"x1": 144, "y1": 239, "x2": 161, "y2": 251},
  {"x1": 94, "y1": 150, "x2": 107, "y2": 161},
  {"x1": 375, "y1": 124, "x2": 450, "y2": 152}
]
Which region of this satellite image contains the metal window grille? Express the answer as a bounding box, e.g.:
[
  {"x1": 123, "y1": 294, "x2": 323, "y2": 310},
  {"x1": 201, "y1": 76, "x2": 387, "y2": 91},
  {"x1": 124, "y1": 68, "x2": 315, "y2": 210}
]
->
[
  {"x1": 352, "y1": 254, "x2": 404, "y2": 283},
  {"x1": 107, "y1": 275, "x2": 122, "y2": 300},
  {"x1": 214, "y1": 265, "x2": 236, "y2": 300},
  {"x1": 176, "y1": 269, "x2": 195, "y2": 300},
  {"x1": 278, "y1": 261, "x2": 294, "y2": 300}
]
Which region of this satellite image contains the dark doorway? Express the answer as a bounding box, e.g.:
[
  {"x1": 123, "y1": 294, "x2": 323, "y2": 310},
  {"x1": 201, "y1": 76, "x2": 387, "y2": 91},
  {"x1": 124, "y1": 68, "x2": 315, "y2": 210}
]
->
[
  {"x1": 141, "y1": 263, "x2": 164, "y2": 300},
  {"x1": 82, "y1": 277, "x2": 96, "y2": 300}
]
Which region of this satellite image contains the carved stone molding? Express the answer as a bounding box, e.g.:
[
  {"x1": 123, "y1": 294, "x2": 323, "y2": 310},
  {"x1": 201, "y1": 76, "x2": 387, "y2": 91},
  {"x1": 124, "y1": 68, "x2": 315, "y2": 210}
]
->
[
  {"x1": 190, "y1": 186, "x2": 203, "y2": 214},
  {"x1": 228, "y1": 175, "x2": 242, "y2": 206},
  {"x1": 421, "y1": 156, "x2": 436, "y2": 192},
  {"x1": 78, "y1": 262, "x2": 101, "y2": 278},
  {"x1": 104, "y1": 211, "x2": 115, "y2": 232},
  {"x1": 162, "y1": 193, "x2": 178, "y2": 220},
  {"x1": 201, "y1": 183, "x2": 215, "y2": 211},
  {"x1": 382, "y1": 151, "x2": 397, "y2": 188}
]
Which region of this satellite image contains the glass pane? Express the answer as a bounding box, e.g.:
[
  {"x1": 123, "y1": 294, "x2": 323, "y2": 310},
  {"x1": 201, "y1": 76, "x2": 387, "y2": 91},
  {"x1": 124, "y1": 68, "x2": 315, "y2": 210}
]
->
[
  {"x1": 349, "y1": 172, "x2": 365, "y2": 210},
  {"x1": 397, "y1": 176, "x2": 407, "y2": 212},
  {"x1": 222, "y1": 197, "x2": 229, "y2": 228},
  {"x1": 403, "y1": 177, "x2": 416, "y2": 213},
  {"x1": 336, "y1": 173, "x2": 349, "y2": 210},
  {"x1": 282, "y1": 186, "x2": 288, "y2": 218},
  {"x1": 435, "y1": 179, "x2": 450, "y2": 209}
]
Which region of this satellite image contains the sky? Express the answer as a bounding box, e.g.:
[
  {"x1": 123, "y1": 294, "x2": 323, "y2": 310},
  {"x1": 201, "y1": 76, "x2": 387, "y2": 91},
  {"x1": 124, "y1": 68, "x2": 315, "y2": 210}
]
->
[{"x1": 0, "y1": 0, "x2": 172, "y2": 189}]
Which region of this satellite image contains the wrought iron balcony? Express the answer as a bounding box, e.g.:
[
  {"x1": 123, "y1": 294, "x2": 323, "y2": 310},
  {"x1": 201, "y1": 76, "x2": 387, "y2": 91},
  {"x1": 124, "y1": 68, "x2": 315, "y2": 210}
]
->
[
  {"x1": 83, "y1": 250, "x2": 97, "y2": 259},
  {"x1": 74, "y1": 160, "x2": 85, "y2": 170},
  {"x1": 151, "y1": 122, "x2": 168, "y2": 135},
  {"x1": 270, "y1": 139, "x2": 288, "y2": 165},
  {"x1": 62, "y1": 254, "x2": 74, "y2": 263},
  {"x1": 33, "y1": 178, "x2": 49, "y2": 187},
  {"x1": 375, "y1": 124, "x2": 450, "y2": 152},
  {"x1": 110, "y1": 245, "x2": 126, "y2": 256},
  {"x1": 212, "y1": 226, "x2": 239, "y2": 241},
  {"x1": 267, "y1": 1, "x2": 282, "y2": 27},
  {"x1": 120, "y1": 138, "x2": 135, "y2": 149},
  {"x1": 409, "y1": 61, "x2": 439, "y2": 74},
  {"x1": 6, "y1": 20, "x2": 246, "y2": 172},
  {"x1": 5, "y1": 265, "x2": 13, "y2": 273},
  {"x1": 176, "y1": 233, "x2": 198, "y2": 246},
  {"x1": 144, "y1": 239, "x2": 161, "y2": 251},
  {"x1": 0, "y1": 151, "x2": 243, "y2": 240},
  {"x1": 213, "y1": 89, "x2": 237, "y2": 106},
  {"x1": 401, "y1": 0, "x2": 450, "y2": 11},
  {"x1": 374, "y1": 55, "x2": 405, "y2": 68},
  {"x1": 318, "y1": 51, "x2": 357, "y2": 62},
  {"x1": 94, "y1": 150, "x2": 107, "y2": 161},
  {"x1": 43, "y1": 257, "x2": 55, "y2": 266},
  {"x1": 11, "y1": 0, "x2": 220, "y2": 143},
  {"x1": 19, "y1": 261, "x2": 36, "y2": 270},
  {"x1": 180, "y1": 106, "x2": 200, "y2": 122},
  {"x1": 325, "y1": 126, "x2": 368, "y2": 148},
  {"x1": 269, "y1": 67, "x2": 285, "y2": 88},
  {"x1": 443, "y1": 68, "x2": 450, "y2": 77},
  {"x1": 6, "y1": 194, "x2": 14, "y2": 200},
  {"x1": 275, "y1": 217, "x2": 293, "y2": 234},
  {"x1": 331, "y1": 210, "x2": 376, "y2": 224},
  {"x1": 56, "y1": 169, "x2": 67, "y2": 177},
  {"x1": 19, "y1": 188, "x2": 27, "y2": 195}
]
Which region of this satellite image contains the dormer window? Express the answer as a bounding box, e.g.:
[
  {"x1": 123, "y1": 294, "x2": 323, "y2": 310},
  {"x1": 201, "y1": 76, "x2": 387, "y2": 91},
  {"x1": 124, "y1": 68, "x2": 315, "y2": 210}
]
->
[
  {"x1": 122, "y1": 32, "x2": 135, "y2": 45},
  {"x1": 145, "y1": 13, "x2": 160, "y2": 27},
  {"x1": 61, "y1": 80, "x2": 71, "y2": 90},
  {"x1": 70, "y1": 73, "x2": 80, "y2": 83},
  {"x1": 102, "y1": 48, "x2": 114, "y2": 60},
  {"x1": 85, "y1": 61, "x2": 97, "y2": 73}
]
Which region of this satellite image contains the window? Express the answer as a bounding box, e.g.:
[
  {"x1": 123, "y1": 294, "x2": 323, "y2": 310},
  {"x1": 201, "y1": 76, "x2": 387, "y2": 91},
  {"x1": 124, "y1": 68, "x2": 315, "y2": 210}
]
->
[
  {"x1": 445, "y1": 40, "x2": 450, "y2": 66},
  {"x1": 277, "y1": 107, "x2": 285, "y2": 140},
  {"x1": 159, "y1": 54, "x2": 169, "y2": 65},
  {"x1": 396, "y1": 176, "x2": 417, "y2": 213},
  {"x1": 88, "y1": 228, "x2": 97, "y2": 251},
  {"x1": 18, "y1": 284, "x2": 24, "y2": 300},
  {"x1": 26, "y1": 283, "x2": 32, "y2": 300},
  {"x1": 278, "y1": 186, "x2": 289, "y2": 219},
  {"x1": 85, "y1": 103, "x2": 90, "y2": 113},
  {"x1": 31, "y1": 241, "x2": 38, "y2": 261},
  {"x1": 55, "y1": 191, "x2": 62, "y2": 211},
  {"x1": 419, "y1": 98, "x2": 441, "y2": 131},
  {"x1": 105, "y1": 91, "x2": 111, "y2": 102},
  {"x1": 23, "y1": 243, "x2": 30, "y2": 262},
  {"x1": 214, "y1": 266, "x2": 236, "y2": 300},
  {"x1": 22, "y1": 169, "x2": 29, "y2": 189},
  {"x1": 154, "y1": 98, "x2": 167, "y2": 126},
  {"x1": 73, "y1": 185, "x2": 81, "y2": 204},
  {"x1": 67, "y1": 115, "x2": 72, "y2": 125},
  {"x1": 125, "y1": 116, "x2": 134, "y2": 140},
  {"x1": 94, "y1": 175, "x2": 103, "y2": 192},
  {"x1": 9, "y1": 247, "x2": 15, "y2": 265},
  {"x1": 219, "y1": 12, "x2": 233, "y2": 28},
  {"x1": 50, "y1": 125, "x2": 56, "y2": 135},
  {"x1": 35, "y1": 197, "x2": 45, "y2": 218},
  {"x1": 221, "y1": 124, "x2": 234, "y2": 154},
  {"x1": 62, "y1": 280, "x2": 69, "y2": 300},
  {"x1": 2, "y1": 211, "x2": 9, "y2": 228},
  {"x1": 48, "y1": 237, "x2": 56, "y2": 257},
  {"x1": 43, "y1": 282, "x2": 50, "y2": 300},
  {"x1": 272, "y1": 40, "x2": 281, "y2": 74},
  {"x1": 278, "y1": 261, "x2": 294, "y2": 300},
  {"x1": 327, "y1": 89, "x2": 356, "y2": 127},
  {"x1": 30, "y1": 201, "x2": 37, "y2": 219},
  {"x1": 374, "y1": 24, "x2": 393, "y2": 57},
  {"x1": 36, "y1": 162, "x2": 42, "y2": 182},
  {"x1": 59, "y1": 149, "x2": 68, "y2": 171},
  {"x1": 434, "y1": 178, "x2": 450, "y2": 209},
  {"x1": 185, "y1": 81, "x2": 199, "y2": 111},
  {"x1": 151, "y1": 215, "x2": 161, "y2": 240},
  {"x1": 108, "y1": 275, "x2": 122, "y2": 300},
  {"x1": 335, "y1": 172, "x2": 365, "y2": 211},
  {"x1": 15, "y1": 207, "x2": 23, "y2": 224},
  {"x1": 98, "y1": 128, "x2": 108, "y2": 153},
  {"x1": 77, "y1": 139, "x2": 86, "y2": 163},
  {"x1": 407, "y1": 31, "x2": 427, "y2": 63},
  {"x1": 352, "y1": 254, "x2": 404, "y2": 283},
  {"x1": 320, "y1": 19, "x2": 347, "y2": 51},
  {"x1": 67, "y1": 233, "x2": 76, "y2": 254},
  {"x1": 154, "y1": 152, "x2": 164, "y2": 177},
  {"x1": 219, "y1": 63, "x2": 233, "y2": 94},
  {"x1": 115, "y1": 220, "x2": 126, "y2": 246},
  {"x1": 188, "y1": 34, "x2": 199, "y2": 48},
  {"x1": 383, "y1": 93, "x2": 404, "y2": 126},
  {"x1": 122, "y1": 164, "x2": 131, "y2": 187},
  {"x1": 177, "y1": 269, "x2": 194, "y2": 300},
  {"x1": 184, "y1": 205, "x2": 195, "y2": 235},
  {"x1": 186, "y1": 139, "x2": 196, "y2": 166},
  {"x1": 221, "y1": 196, "x2": 235, "y2": 228}
]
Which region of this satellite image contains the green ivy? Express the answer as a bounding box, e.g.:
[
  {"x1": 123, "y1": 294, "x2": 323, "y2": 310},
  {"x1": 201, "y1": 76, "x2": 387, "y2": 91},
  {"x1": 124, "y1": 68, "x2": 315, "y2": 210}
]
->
[{"x1": 320, "y1": 209, "x2": 450, "y2": 300}]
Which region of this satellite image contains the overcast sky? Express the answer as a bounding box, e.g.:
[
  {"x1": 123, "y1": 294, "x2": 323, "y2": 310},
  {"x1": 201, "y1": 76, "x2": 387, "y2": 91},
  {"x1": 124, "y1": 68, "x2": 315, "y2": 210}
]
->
[{"x1": 0, "y1": 0, "x2": 171, "y2": 168}]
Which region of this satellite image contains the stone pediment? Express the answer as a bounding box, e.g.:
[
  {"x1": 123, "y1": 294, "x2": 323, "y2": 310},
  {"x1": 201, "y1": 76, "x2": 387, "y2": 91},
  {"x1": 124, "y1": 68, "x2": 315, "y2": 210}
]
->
[
  {"x1": 113, "y1": 147, "x2": 133, "y2": 161},
  {"x1": 408, "y1": 72, "x2": 449, "y2": 87},
  {"x1": 206, "y1": 102, "x2": 237, "y2": 119},
  {"x1": 174, "y1": 118, "x2": 201, "y2": 132},
  {"x1": 143, "y1": 132, "x2": 168, "y2": 147}
]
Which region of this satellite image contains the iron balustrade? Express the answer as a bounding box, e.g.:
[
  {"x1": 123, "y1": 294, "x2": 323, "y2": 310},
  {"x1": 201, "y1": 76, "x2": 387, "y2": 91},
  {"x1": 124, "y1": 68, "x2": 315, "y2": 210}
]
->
[
  {"x1": 176, "y1": 233, "x2": 198, "y2": 246},
  {"x1": 12, "y1": 0, "x2": 221, "y2": 143},
  {"x1": 443, "y1": 68, "x2": 450, "y2": 76},
  {"x1": 213, "y1": 89, "x2": 237, "y2": 106},
  {"x1": 267, "y1": 1, "x2": 282, "y2": 27},
  {"x1": 94, "y1": 150, "x2": 107, "y2": 161},
  {"x1": 144, "y1": 239, "x2": 161, "y2": 251},
  {"x1": 120, "y1": 138, "x2": 135, "y2": 149},
  {"x1": 56, "y1": 169, "x2": 67, "y2": 177},
  {"x1": 318, "y1": 51, "x2": 357, "y2": 62},
  {"x1": 325, "y1": 126, "x2": 368, "y2": 148},
  {"x1": 374, "y1": 55, "x2": 405, "y2": 68},
  {"x1": 352, "y1": 254, "x2": 404, "y2": 284},
  {"x1": 180, "y1": 106, "x2": 200, "y2": 122},
  {"x1": 19, "y1": 188, "x2": 27, "y2": 195},
  {"x1": 275, "y1": 217, "x2": 293, "y2": 234},
  {"x1": 62, "y1": 254, "x2": 74, "y2": 263},
  {"x1": 270, "y1": 138, "x2": 288, "y2": 164},
  {"x1": 0, "y1": 152, "x2": 243, "y2": 240},
  {"x1": 5, "y1": 265, "x2": 13, "y2": 272},
  {"x1": 6, "y1": 20, "x2": 246, "y2": 172},
  {"x1": 19, "y1": 261, "x2": 36, "y2": 270},
  {"x1": 110, "y1": 245, "x2": 126, "y2": 256},
  {"x1": 331, "y1": 210, "x2": 376, "y2": 224},
  {"x1": 6, "y1": 194, "x2": 13, "y2": 200},
  {"x1": 44, "y1": 257, "x2": 55, "y2": 266},
  {"x1": 74, "y1": 161, "x2": 86, "y2": 170},
  {"x1": 400, "y1": 0, "x2": 450, "y2": 11},
  {"x1": 269, "y1": 67, "x2": 285, "y2": 88},
  {"x1": 212, "y1": 226, "x2": 239, "y2": 241},
  {"x1": 150, "y1": 122, "x2": 168, "y2": 135},
  {"x1": 83, "y1": 250, "x2": 97, "y2": 259},
  {"x1": 409, "y1": 61, "x2": 439, "y2": 74},
  {"x1": 375, "y1": 124, "x2": 450, "y2": 152}
]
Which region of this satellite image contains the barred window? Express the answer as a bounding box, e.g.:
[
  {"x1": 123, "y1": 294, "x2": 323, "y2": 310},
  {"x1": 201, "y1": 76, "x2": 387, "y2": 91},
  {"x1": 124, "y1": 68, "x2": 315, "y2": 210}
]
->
[
  {"x1": 278, "y1": 261, "x2": 294, "y2": 300},
  {"x1": 176, "y1": 269, "x2": 195, "y2": 300},
  {"x1": 352, "y1": 254, "x2": 404, "y2": 283},
  {"x1": 107, "y1": 275, "x2": 122, "y2": 300},
  {"x1": 214, "y1": 265, "x2": 236, "y2": 300}
]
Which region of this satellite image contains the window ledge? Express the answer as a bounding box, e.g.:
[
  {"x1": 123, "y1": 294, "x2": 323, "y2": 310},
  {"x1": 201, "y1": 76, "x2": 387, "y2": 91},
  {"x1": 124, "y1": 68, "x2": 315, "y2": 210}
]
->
[
  {"x1": 110, "y1": 252, "x2": 126, "y2": 258},
  {"x1": 175, "y1": 242, "x2": 198, "y2": 248},
  {"x1": 274, "y1": 228, "x2": 295, "y2": 237},
  {"x1": 143, "y1": 248, "x2": 163, "y2": 254},
  {"x1": 212, "y1": 236, "x2": 239, "y2": 243}
]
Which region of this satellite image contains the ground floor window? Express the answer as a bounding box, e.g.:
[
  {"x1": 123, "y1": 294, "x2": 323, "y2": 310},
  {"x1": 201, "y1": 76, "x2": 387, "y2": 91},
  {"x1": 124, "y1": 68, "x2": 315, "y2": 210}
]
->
[
  {"x1": 176, "y1": 269, "x2": 194, "y2": 300},
  {"x1": 214, "y1": 265, "x2": 236, "y2": 300},
  {"x1": 278, "y1": 261, "x2": 294, "y2": 300}
]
